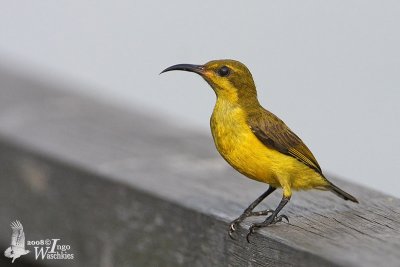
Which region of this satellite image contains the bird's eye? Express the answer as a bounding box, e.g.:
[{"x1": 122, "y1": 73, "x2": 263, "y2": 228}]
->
[{"x1": 217, "y1": 66, "x2": 231, "y2": 77}]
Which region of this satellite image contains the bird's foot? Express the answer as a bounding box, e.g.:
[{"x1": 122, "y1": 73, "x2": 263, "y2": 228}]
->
[
  {"x1": 246, "y1": 214, "x2": 289, "y2": 243},
  {"x1": 228, "y1": 209, "x2": 274, "y2": 240},
  {"x1": 249, "y1": 209, "x2": 275, "y2": 217}
]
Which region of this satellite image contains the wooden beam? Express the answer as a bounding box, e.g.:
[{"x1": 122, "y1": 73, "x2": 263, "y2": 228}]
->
[{"x1": 0, "y1": 67, "x2": 399, "y2": 266}]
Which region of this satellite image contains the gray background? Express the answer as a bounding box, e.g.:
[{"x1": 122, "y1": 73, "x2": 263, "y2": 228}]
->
[{"x1": 0, "y1": 1, "x2": 399, "y2": 197}]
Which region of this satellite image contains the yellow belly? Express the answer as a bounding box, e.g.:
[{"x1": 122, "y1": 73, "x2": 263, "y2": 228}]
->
[{"x1": 210, "y1": 101, "x2": 327, "y2": 193}]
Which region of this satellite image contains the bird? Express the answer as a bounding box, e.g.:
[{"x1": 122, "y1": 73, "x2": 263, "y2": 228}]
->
[
  {"x1": 4, "y1": 220, "x2": 30, "y2": 263},
  {"x1": 161, "y1": 59, "x2": 358, "y2": 242}
]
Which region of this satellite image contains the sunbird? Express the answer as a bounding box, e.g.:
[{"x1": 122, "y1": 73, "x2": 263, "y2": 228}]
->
[{"x1": 161, "y1": 59, "x2": 358, "y2": 242}]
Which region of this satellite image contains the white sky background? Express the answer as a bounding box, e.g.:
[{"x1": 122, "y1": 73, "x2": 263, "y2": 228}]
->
[{"x1": 0, "y1": 1, "x2": 399, "y2": 197}]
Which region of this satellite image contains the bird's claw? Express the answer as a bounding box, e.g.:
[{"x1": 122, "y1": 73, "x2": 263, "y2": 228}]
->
[
  {"x1": 229, "y1": 209, "x2": 274, "y2": 240},
  {"x1": 246, "y1": 227, "x2": 256, "y2": 243},
  {"x1": 228, "y1": 218, "x2": 243, "y2": 240},
  {"x1": 228, "y1": 222, "x2": 237, "y2": 240},
  {"x1": 280, "y1": 214, "x2": 289, "y2": 223},
  {"x1": 246, "y1": 214, "x2": 289, "y2": 243}
]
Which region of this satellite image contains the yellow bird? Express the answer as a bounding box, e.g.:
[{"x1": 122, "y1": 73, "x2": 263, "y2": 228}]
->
[{"x1": 161, "y1": 59, "x2": 358, "y2": 242}]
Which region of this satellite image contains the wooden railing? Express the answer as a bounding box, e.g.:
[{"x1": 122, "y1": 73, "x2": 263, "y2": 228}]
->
[{"x1": 0, "y1": 67, "x2": 399, "y2": 267}]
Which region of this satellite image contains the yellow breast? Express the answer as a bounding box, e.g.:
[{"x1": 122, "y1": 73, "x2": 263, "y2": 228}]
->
[
  {"x1": 210, "y1": 99, "x2": 327, "y2": 191},
  {"x1": 210, "y1": 99, "x2": 279, "y2": 186}
]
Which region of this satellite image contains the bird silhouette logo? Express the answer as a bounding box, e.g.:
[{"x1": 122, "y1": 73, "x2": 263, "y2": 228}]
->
[{"x1": 4, "y1": 220, "x2": 30, "y2": 263}]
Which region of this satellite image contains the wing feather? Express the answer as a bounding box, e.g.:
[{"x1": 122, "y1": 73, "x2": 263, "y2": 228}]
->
[
  {"x1": 10, "y1": 220, "x2": 25, "y2": 249},
  {"x1": 248, "y1": 109, "x2": 322, "y2": 174}
]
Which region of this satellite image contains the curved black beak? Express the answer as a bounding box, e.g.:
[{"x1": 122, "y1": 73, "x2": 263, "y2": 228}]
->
[{"x1": 160, "y1": 64, "x2": 205, "y2": 75}]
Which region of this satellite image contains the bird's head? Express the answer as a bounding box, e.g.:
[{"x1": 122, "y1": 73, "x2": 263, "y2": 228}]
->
[{"x1": 161, "y1": 59, "x2": 259, "y2": 106}]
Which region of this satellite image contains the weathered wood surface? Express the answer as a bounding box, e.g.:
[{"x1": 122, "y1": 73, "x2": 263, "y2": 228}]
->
[{"x1": 0, "y1": 67, "x2": 399, "y2": 267}]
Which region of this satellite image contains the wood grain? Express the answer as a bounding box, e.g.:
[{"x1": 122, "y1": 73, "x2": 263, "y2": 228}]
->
[{"x1": 0, "y1": 67, "x2": 399, "y2": 266}]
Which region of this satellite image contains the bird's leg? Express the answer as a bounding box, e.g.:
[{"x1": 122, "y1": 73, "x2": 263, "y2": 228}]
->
[
  {"x1": 229, "y1": 186, "x2": 276, "y2": 239},
  {"x1": 246, "y1": 195, "x2": 291, "y2": 243}
]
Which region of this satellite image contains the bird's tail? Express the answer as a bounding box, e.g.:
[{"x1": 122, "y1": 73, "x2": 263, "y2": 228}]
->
[{"x1": 327, "y1": 181, "x2": 359, "y2": 203}]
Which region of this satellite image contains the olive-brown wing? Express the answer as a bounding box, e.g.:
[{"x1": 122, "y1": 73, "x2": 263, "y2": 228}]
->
[{"x1": 248, "y1": 110, "x2": 322, "y2": 174}]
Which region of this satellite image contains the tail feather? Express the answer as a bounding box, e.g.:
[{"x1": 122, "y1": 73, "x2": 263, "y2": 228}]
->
[{"x1": 328, "y1": 181, "x2": 359, "y2": 203}]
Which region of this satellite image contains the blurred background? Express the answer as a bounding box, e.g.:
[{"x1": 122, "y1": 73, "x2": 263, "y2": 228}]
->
[{"x1": 0, "y1": 1, "x2": 399, "y2": 197}]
